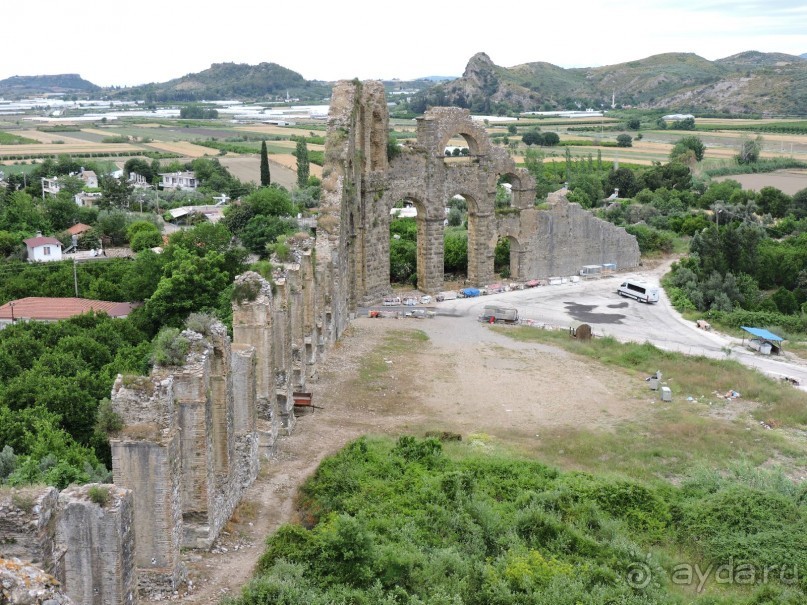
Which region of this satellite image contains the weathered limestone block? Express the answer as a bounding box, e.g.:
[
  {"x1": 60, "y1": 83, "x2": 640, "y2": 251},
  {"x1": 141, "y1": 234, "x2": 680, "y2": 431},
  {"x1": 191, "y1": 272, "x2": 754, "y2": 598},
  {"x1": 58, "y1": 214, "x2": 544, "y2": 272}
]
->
[
  {"x1": 287, "y1": 266, "x2": 307, "y2": 393},
  {"x1": 272, "y1": 278, "x2": 295, "y2": 435},
  {"x1": 231, "y1": 272, "x2": 274, "y2": 421},
  {"x1": 0, "y1": 487, "x2": 58, "y2": 573},
  {"x1": 56, "y1": 484, "x2": 137, "y2": 605},
  {"x1": 231, "y1": 344, "x2": 260, "y2": 480},
  {"x1": 110, "y1": 430, "x2": 184, "y2": 592},
  {"x1": 0, "y1": 557, "x2": 74, "y2": 604},
  {"x1": 110, "y1": 374, "x2": 184, "y2": 593}
]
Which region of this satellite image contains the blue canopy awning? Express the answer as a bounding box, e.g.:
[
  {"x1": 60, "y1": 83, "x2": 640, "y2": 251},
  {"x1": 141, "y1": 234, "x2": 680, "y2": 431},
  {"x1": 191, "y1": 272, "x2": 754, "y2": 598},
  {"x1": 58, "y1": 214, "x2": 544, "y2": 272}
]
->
[{"x1": 741, "y1": 327, "x2": 783, "y2": 342}]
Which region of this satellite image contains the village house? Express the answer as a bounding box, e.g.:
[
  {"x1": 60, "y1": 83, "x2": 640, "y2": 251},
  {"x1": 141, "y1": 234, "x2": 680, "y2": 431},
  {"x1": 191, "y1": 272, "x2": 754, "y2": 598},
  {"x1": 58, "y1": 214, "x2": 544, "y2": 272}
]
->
[
  {"x1": 23, "y1": 232, "x2": 62, "y2": 262},
  {"x1": 159, "y1": 171, "x2": 198, "y2": 191}
]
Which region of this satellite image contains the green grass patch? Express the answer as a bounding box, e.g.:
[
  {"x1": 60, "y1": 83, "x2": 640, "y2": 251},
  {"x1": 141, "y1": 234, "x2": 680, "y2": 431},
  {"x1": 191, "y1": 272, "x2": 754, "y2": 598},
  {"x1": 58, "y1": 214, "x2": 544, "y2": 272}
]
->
[
  {"x1": 704, "y1": 158, "x2": 807, "y2": 177},
  {"x1": 227, "y1": 436, "x2": 807, "y2": 605},
  {"x1": 0, "y1": 132, "x2": 39, "y2": 145}
]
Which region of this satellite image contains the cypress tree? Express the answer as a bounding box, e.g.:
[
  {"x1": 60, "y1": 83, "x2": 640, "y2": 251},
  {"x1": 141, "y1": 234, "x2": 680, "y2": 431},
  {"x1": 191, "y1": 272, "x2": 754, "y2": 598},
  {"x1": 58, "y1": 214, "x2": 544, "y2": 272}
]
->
[
  {"x1": 296, "y1": 140, "x2": 309, "y2": 188},
  {"x1": 260, "y1": 140, "x2": 271, "y2": 186}
]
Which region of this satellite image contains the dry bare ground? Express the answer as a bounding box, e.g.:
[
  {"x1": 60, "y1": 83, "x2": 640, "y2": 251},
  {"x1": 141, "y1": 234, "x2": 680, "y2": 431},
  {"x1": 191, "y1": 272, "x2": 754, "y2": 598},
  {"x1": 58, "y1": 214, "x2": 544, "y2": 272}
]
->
[
  {"x1": 218, "y1": 156, "x2": 297, "y2": 190},
  {"x1": 0, "y1": 143, "x2": 140, "y2": 156},
  {"x1": 142, "y1": 141, "x2": 219, "y2": 157},
  {"x1": 4, "y1": 129, "x2": 91, "y2": 145},
  {"x1": 172, "y1": 317, "x2": 649, "y2": 604}
]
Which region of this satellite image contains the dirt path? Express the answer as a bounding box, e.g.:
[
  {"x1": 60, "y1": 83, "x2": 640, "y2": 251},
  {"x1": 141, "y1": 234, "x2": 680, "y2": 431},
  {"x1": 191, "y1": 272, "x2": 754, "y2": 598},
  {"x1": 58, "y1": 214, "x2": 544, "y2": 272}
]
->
[{"x1": 171, "y1": 315, "x2": 650, "y2": 604}]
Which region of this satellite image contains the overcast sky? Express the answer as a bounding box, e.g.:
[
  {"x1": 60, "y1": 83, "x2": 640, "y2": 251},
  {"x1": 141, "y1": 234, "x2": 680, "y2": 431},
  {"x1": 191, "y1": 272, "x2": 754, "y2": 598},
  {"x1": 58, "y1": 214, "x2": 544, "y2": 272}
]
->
[{"x1": 3, "y1": 0, "x2": 806, "y2": 87}]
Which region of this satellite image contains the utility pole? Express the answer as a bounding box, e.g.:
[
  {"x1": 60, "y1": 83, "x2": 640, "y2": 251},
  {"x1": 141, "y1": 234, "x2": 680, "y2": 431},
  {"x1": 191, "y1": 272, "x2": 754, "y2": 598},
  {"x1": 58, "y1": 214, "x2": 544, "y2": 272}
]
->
[{"x1": 73, "y1": 259, "x2": 79, "y2": 297}]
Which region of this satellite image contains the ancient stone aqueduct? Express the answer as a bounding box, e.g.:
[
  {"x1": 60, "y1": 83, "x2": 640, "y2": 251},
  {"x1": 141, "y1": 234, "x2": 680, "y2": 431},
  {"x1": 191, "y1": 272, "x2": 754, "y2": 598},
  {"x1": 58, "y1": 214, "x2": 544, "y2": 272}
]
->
[{"x1": 0, "y1": 81, "x2": 638, "y2": 604}]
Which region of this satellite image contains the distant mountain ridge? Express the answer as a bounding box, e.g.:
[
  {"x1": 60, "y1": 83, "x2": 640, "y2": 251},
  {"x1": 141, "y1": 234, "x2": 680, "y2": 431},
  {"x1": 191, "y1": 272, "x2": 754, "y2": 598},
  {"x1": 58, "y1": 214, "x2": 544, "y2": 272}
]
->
[
  {"x1": 411, "y1": 51, "x2": 807, "y2": 115},
  {"x1": 0, "y1": 74, "x2": 99, "y2": 96},
  {"x1": 4, "y1": 51, "x2": 807, "y2": 112},
  {"x1": 110, "y1": 62, "x2": 332, "y2": 102}
]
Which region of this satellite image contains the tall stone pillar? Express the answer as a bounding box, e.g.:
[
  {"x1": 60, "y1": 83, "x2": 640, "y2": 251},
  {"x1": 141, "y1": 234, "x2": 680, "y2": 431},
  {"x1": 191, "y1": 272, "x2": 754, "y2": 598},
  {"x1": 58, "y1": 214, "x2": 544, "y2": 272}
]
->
[
  {"x1": 231, "y1": 273, "x2": 274, "y2": 421},
  {"x1": 273, "y1": 278, "x2": 295, "y2": 434},
  {"x1": 208, "y1": 324, "x2": 234, "y2": 483},
  {"x1": 417, "y1": 217, "x2": 446, "y2": 293},
  {"x1": 56, "y1": 484, "x2": 137, "y2": 605},
  {"x1": 110, "y1": 375, "x2": 185, "y2": 591},
  {"x1": 287, "y1": 266, "x2": 306, "y2": 393},
  {"x1": 231, "y1": 344, "x2": 259, "y2": 481},
  {"x1": 467, "y1": 211, "x2": 496, "y2": 286},
  {"x1": 301, "y1": 250, "x2": 318, "y2": 373}
]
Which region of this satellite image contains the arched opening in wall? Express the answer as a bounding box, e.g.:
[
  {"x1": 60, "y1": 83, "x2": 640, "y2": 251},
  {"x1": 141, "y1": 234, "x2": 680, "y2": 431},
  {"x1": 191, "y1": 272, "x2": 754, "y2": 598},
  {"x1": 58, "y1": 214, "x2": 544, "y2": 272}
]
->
[
  {"x1": 389, "y1": 199, "x2": 420, "y2": 289},
  {"x1": 495, "y1": 173, "x2": 521, "y2": 211},
  {"x1": 494, "y1": 235, "x2": 521, "y2": 280},
  {"x1": 443, "y1": 132, "x2": 479, "y2": 165},
  {"x1": 444, "y1": 194, "x2": 468, "y2": 283}
]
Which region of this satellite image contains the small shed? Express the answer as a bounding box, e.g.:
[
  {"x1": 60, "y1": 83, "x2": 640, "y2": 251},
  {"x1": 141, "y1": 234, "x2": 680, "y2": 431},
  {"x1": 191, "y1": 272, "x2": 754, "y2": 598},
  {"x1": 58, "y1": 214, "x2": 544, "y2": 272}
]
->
[
  {"x1": 23, "y1": 233, "x2": 62, "y2": 262},
  {"x1": 741, "y1": 326, "x2": 784, "y2": 355}
]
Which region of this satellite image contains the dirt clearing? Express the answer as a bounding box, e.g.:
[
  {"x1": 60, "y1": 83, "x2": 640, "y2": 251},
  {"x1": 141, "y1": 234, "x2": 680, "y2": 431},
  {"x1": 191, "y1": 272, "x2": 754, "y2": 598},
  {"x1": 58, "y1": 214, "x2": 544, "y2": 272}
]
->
[{"x1": 175, "y1": 317, "x2": 649, "y2": 604}]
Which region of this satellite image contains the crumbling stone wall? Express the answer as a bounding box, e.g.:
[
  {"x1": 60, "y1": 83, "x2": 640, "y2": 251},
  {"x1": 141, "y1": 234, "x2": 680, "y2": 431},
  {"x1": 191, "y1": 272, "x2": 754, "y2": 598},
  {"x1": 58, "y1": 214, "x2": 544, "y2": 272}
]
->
[
  {"x1": 1, "y1": 485, "x2": 136, "y2": 605},
  {"x1": 0, "y1": 557, "x2": 74, "y2": 604},
  {"x1": 322, "y1": 80, "x2": 640, "y2": 302},
  {"x1": 56, "y1": 484, "x2": 137, "y2": 605}
]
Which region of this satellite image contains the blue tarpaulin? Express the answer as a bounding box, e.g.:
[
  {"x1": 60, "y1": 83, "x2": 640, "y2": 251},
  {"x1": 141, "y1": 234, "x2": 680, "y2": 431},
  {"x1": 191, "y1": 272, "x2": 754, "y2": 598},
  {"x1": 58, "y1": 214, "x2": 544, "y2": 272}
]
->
[
  {"x1": 461, "y1": 288, "x2": 480, "y2": 297},
  {"x1": 741, "y1": 327, "x2": 783, "y2": 342}
]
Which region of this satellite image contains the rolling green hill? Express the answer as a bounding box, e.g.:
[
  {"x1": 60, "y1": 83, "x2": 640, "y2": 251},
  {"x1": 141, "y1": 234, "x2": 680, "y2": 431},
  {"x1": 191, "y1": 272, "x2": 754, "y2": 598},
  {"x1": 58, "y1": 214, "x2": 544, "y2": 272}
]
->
[
  {"x1": 0, "y1": 74, "x2": 99, "y2": 97},
  {"x1": 411, "y1": 51, "x2": 807, "y2": 115},
  {"x1": 110, "y1": 62, "x2": 332, "y2": 103}
]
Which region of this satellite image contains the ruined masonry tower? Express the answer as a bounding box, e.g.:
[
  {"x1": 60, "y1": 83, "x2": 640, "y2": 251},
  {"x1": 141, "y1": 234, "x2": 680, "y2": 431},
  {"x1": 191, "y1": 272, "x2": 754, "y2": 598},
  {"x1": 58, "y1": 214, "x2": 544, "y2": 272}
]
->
[
  {"x1": 0, "y1": 80, "x2": 639, "y2": 604},
  {"x1": 321, "y1": 80, "x2": 639, "y2": 304}
]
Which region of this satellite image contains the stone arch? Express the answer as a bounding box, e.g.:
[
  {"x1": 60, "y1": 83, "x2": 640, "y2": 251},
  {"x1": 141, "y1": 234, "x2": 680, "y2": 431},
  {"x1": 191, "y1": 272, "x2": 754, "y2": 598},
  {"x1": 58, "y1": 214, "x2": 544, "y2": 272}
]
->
[
  {"x1": 444, "y1": 190, "x2": 494, "y2": 286},
  {"x1": 386, "y1": 193, "x2": 445, "y2": 293},
  {"x1": 416, "y1": 107, "x2": 493, "y2": 158},
  {"x1": 493, "y1": 233, "x2": 525, "y2": 281}
]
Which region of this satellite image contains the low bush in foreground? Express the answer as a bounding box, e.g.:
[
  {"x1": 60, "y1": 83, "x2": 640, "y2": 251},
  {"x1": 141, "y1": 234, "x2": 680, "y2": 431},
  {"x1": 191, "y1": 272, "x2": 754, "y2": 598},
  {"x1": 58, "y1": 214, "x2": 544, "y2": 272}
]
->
[{"x1": 227, "y1": 436, "x2": 806, "y2": 605}]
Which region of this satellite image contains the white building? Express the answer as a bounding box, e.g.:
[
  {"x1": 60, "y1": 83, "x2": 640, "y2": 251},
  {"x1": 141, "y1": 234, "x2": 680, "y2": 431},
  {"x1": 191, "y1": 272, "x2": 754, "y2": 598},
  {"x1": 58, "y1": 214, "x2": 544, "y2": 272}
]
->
[
  {"x1": 79, "y1": 169, "x2": 98, "y2": 188},
  {"x1": 159, "y1": 171, "x2": 198, "y2": 191},
  {"x1": 24, "y1": 232, "x2": 62, "y2": 262},
  {"x1": 128, "y1": 172, "x2": 151, "y2": 189},
  {"x1": 41, "y1": 177, "x2": 61, "y2": 196}
]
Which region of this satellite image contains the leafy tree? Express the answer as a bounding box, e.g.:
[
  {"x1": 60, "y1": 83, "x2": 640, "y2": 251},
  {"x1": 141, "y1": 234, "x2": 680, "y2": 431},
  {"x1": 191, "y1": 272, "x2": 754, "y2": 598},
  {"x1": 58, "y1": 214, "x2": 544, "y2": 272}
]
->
[
  {"x1": 95, "y1": 210, "x2": 130, "y2": 245},
  {"x1": 606, "y1": 168, "x2": 639, "y2": 199},
  {"x1": 260, "y1": 140, "x2": 271, "y2": 187},
  {"x1": 179, "y1": 105, "x2": 218, "y2": 119},
  {"x1": 626, "y1": 118, "x2": 641, "y2": 130},
  {"x1": 507, "y1": 124, "x2": 517, "y2": 135},
  {"x1": 616, "y1": 134, "x2": 633, "y2": 148},
  {"x1": 737, "y1": 135, "x2": 762, "y2": 164},
  {"x1": 98, "y1": 175, "x2": 133, "y2": 209},
  {"x1": 144, "y1": 248, "x2": 231, "y2": 327},
  {"x1": 670, "y1": 136, "x2": 705, "y2": 162},
  {"x1": 541, "y1": 132, "x2": 560, "y2": 146},
  {"x1": 123, "y1": 158, "x2": 156, "y2": 183},
  {"x1": 672, "y1": 117, "x2": 696, "y2": 130},
  {"x1": 791, "y1": 188, "x2": 807, "y2": 219},
  {"x1": 240, "y1": 215, "x2": 299, "y2": 256},
  {"x1": 0, "y1": 191, "x2": 49, "y2": 234},
  {"x1": 443, "y1": 229, "x2": 467, "y2": 275},
  {"x1": 756, "y1": 186, "x2": 791, "y2": 218},
  {"x1": 296, "y1": 140, "x2": 310, "y2": 188},
  {"x1": 772, "y1": 287, "x2": 798, "y2": 315},
  {"x1": 240, "y1": 186, "x2": 295, "y2": 218},
  {"x1": 521, "y1": 130, "x2": 542, "y2": 146}
]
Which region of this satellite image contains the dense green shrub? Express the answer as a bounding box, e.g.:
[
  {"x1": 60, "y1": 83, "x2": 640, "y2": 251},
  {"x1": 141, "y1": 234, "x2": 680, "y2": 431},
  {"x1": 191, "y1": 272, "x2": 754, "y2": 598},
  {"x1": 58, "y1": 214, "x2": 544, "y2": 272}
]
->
[{"x1": 226, "y1": 437, "x2": 807, "y2": 605}]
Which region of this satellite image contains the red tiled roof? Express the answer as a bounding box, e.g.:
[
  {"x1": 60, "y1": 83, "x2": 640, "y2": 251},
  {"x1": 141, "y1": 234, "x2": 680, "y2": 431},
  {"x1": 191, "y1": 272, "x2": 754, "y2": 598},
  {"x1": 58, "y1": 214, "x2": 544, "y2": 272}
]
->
[
  {"x1": 23, "y1": 236, "x2": 62, "y2": 247},
  {"x1": 0, "y1": 297, "x2": 137, "y2": 322},
  {"x1": 66, "y1": 223, "x2": 92, "y2": 236}
]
